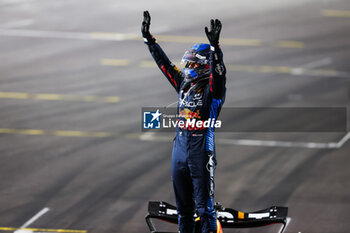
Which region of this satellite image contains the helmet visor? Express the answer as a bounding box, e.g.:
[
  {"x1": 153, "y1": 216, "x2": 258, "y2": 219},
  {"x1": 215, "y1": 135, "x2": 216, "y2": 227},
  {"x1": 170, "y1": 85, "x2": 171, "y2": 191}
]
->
[{"x1": 181, "y1": 50, "x2": 208, "y2": 65}]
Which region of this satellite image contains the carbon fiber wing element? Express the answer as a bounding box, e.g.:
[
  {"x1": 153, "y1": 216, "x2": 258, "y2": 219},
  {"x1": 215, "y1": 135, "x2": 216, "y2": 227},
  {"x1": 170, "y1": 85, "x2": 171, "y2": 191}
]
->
[{"x1": 145, "y1": 201, "x2": 288, "y2": 233}]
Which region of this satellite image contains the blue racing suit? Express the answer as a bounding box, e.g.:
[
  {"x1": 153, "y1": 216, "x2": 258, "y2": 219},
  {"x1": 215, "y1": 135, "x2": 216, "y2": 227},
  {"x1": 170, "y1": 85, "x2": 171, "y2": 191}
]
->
[{"x1": 144, "y1": 36, "x2": 226, "y2": 233}]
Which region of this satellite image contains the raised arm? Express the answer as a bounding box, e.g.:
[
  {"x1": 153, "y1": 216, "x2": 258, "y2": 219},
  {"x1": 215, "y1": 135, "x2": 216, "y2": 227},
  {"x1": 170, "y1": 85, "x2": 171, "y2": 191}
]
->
[
  {"x1": 205, "y1": 19, "x2": 226, "y2": 101},
  {"x1": 142, "y1": 11, "x2": 183, "y2": 93}
]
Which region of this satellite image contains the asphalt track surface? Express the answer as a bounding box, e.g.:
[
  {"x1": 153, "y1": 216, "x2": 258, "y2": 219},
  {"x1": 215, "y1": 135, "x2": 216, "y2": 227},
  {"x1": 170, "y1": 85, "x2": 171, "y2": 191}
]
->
[{"x1": 0, "y1": 0, "x2": 350, "y2": 233}]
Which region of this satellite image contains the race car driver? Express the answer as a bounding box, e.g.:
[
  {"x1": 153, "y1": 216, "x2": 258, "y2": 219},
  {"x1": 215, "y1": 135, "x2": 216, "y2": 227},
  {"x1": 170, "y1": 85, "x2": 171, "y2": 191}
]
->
[{"x1": 142, "y1": 11, "x2": 226, "y2": 233}]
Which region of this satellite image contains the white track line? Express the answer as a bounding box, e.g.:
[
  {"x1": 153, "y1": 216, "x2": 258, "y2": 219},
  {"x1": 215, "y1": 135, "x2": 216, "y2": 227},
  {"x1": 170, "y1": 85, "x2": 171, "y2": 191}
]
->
[
  {"x1": 291, "y1": 57, "x2": 333, "y2": 75},
  {"x1": 300, "y1": 57, "x2": 333, "y2": 69},
  {"x1": 279, "y1": 217, "x2": 291, "y2": 233},
  {"x1": 216, "y1": 138, "x2": 339, "y2": 149},
  {"x1": 138, "y1": 132, "x2": 350, "y2": 149},
  {"x1": 336, "y1": 131, "x2": 350, "y2": 148},
  {"x1": 15, "y1": 207, "x2": 50, "y2": 232},
  {"x1": 165, "y1": 101, "x2": 179, "y2": 108},
  {"x1": 216, "y1": 132, "x2": 350, "y2": 149}
]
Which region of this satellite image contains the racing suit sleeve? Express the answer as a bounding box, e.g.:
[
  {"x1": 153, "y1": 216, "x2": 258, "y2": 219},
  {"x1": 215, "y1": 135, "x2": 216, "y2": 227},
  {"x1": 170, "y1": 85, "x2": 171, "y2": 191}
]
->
[
  {"x1": 143, "y1": 36, "x2": 183, "y2": 93},
  {"x1": 209, "y1": 45, "x2": 226, "y2": 101}
]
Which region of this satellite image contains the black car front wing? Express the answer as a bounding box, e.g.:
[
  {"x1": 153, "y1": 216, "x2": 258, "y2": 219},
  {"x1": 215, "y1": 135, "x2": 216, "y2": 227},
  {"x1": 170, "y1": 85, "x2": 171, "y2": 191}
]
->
[{"x1": 146, "y1": 201, "x2": 288, "y2": 233}]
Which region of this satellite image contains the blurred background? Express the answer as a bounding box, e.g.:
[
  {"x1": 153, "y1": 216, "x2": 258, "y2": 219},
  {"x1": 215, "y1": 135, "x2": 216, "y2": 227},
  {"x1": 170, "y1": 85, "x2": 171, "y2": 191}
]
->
[{"x1": 0, "y1": 0, "x2": 349, "y2": 232}]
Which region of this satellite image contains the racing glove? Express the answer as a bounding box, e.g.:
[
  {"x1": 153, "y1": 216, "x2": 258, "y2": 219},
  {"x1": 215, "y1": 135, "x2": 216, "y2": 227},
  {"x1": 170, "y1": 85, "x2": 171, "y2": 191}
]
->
[
  {"x1": 205, "y1": 19, "x2": 222, "y2": 48},
  {"x1": 141, "y1": 10, "x2": 155, "y2": 44}
]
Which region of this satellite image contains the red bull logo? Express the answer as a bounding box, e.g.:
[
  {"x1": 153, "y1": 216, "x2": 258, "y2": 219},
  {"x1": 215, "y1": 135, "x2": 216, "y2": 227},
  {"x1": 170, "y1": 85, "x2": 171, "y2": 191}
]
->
[{"x1": 179, "y1": 108, "x2": 201, "y2": 120}]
